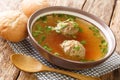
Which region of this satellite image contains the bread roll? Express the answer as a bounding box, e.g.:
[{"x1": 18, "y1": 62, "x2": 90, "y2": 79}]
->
[
  {"x1": 0, "y1": 10, "x2": 28, "y2": 42},
  {"x1": 21, "y1": 0, "x2": 49, "y2": 17}
]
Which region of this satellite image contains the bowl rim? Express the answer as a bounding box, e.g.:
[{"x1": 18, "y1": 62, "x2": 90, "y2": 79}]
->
[{"x1": 27, "y1": 6, "x2": 116, "y2": 64}]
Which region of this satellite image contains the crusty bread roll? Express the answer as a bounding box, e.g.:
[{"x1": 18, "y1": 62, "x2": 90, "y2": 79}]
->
[
  {"x1": 21, "y1": 0, "x2": 49, "y2": 17},
  {"x1": 0, "y1": 10, "x2": 28, "y2": 42}
]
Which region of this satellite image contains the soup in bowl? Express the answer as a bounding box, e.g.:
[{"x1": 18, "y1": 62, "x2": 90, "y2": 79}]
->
[{"x1": 27, "y1": 6, "x2": 116, "y2": 70}]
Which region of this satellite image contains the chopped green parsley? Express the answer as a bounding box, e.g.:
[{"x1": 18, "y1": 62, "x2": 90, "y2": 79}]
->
[
  {"x1": 73, "y1": 46, "x2": 80, "y2": 51},
  {"x1": 43, "y1": 45, "x2": 52, "y2": 52},
  {"x1": 80, "y1": 40, "x2": 86, "y2": 45}
]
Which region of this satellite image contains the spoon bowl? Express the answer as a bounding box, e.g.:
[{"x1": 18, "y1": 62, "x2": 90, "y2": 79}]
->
[
  {"x1": 11, "y1": 54, "x2": 42, "y2": 72},
  {"x1": 10, "y1": 54, "x2": 101, "y2": 80}
]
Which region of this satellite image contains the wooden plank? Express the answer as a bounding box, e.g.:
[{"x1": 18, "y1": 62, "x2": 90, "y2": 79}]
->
[
  {"x1": 110, "y1": 0, "x2": 120, "y2": 54},
  {"x1": 0, "y1": 38, "x2": 19, "y2": 80},
  {"x1": 83, "y1": 0, "x2": 115, "y2": 25},
  {"x1": 100, "y1": 73, "x2": 114, "y2": 80},
  {"x1": 109, "y1": 0, "x2": 120, "y2": 80},
  {"x1": 48, "y1": 0, "x2": 86, "y2": 9},
  {"x1": 0, "y1": 0, "x2": 22, "y2": 12},
  {"x1": 17, "y1": 71, "x2": 37, "y2": 80}
]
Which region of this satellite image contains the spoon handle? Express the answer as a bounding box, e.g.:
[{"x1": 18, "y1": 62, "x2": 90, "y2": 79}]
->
[{"x1": 41, "y1": 66, "x2": 101, "y2": 80}]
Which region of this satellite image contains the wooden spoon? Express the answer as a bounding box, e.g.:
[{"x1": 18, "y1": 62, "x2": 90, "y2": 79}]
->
[{"x1": 10, "y1": 54, "x2": 101, "y2": 80}]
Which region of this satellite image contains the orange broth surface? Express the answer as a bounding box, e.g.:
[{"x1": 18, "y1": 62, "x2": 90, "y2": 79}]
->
[{"x1": 32, "y1": 14, "x2": 108, "y2": 62}]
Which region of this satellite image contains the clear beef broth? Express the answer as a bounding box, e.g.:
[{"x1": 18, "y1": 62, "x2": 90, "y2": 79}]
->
[{"x1": 32, "y1": 14, "x2": 108, "y2": 62}]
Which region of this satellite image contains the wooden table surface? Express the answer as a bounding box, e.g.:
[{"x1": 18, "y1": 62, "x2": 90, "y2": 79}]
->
[{"x1": 0, "y1": 0, "x2": 120, "y2": 80}]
